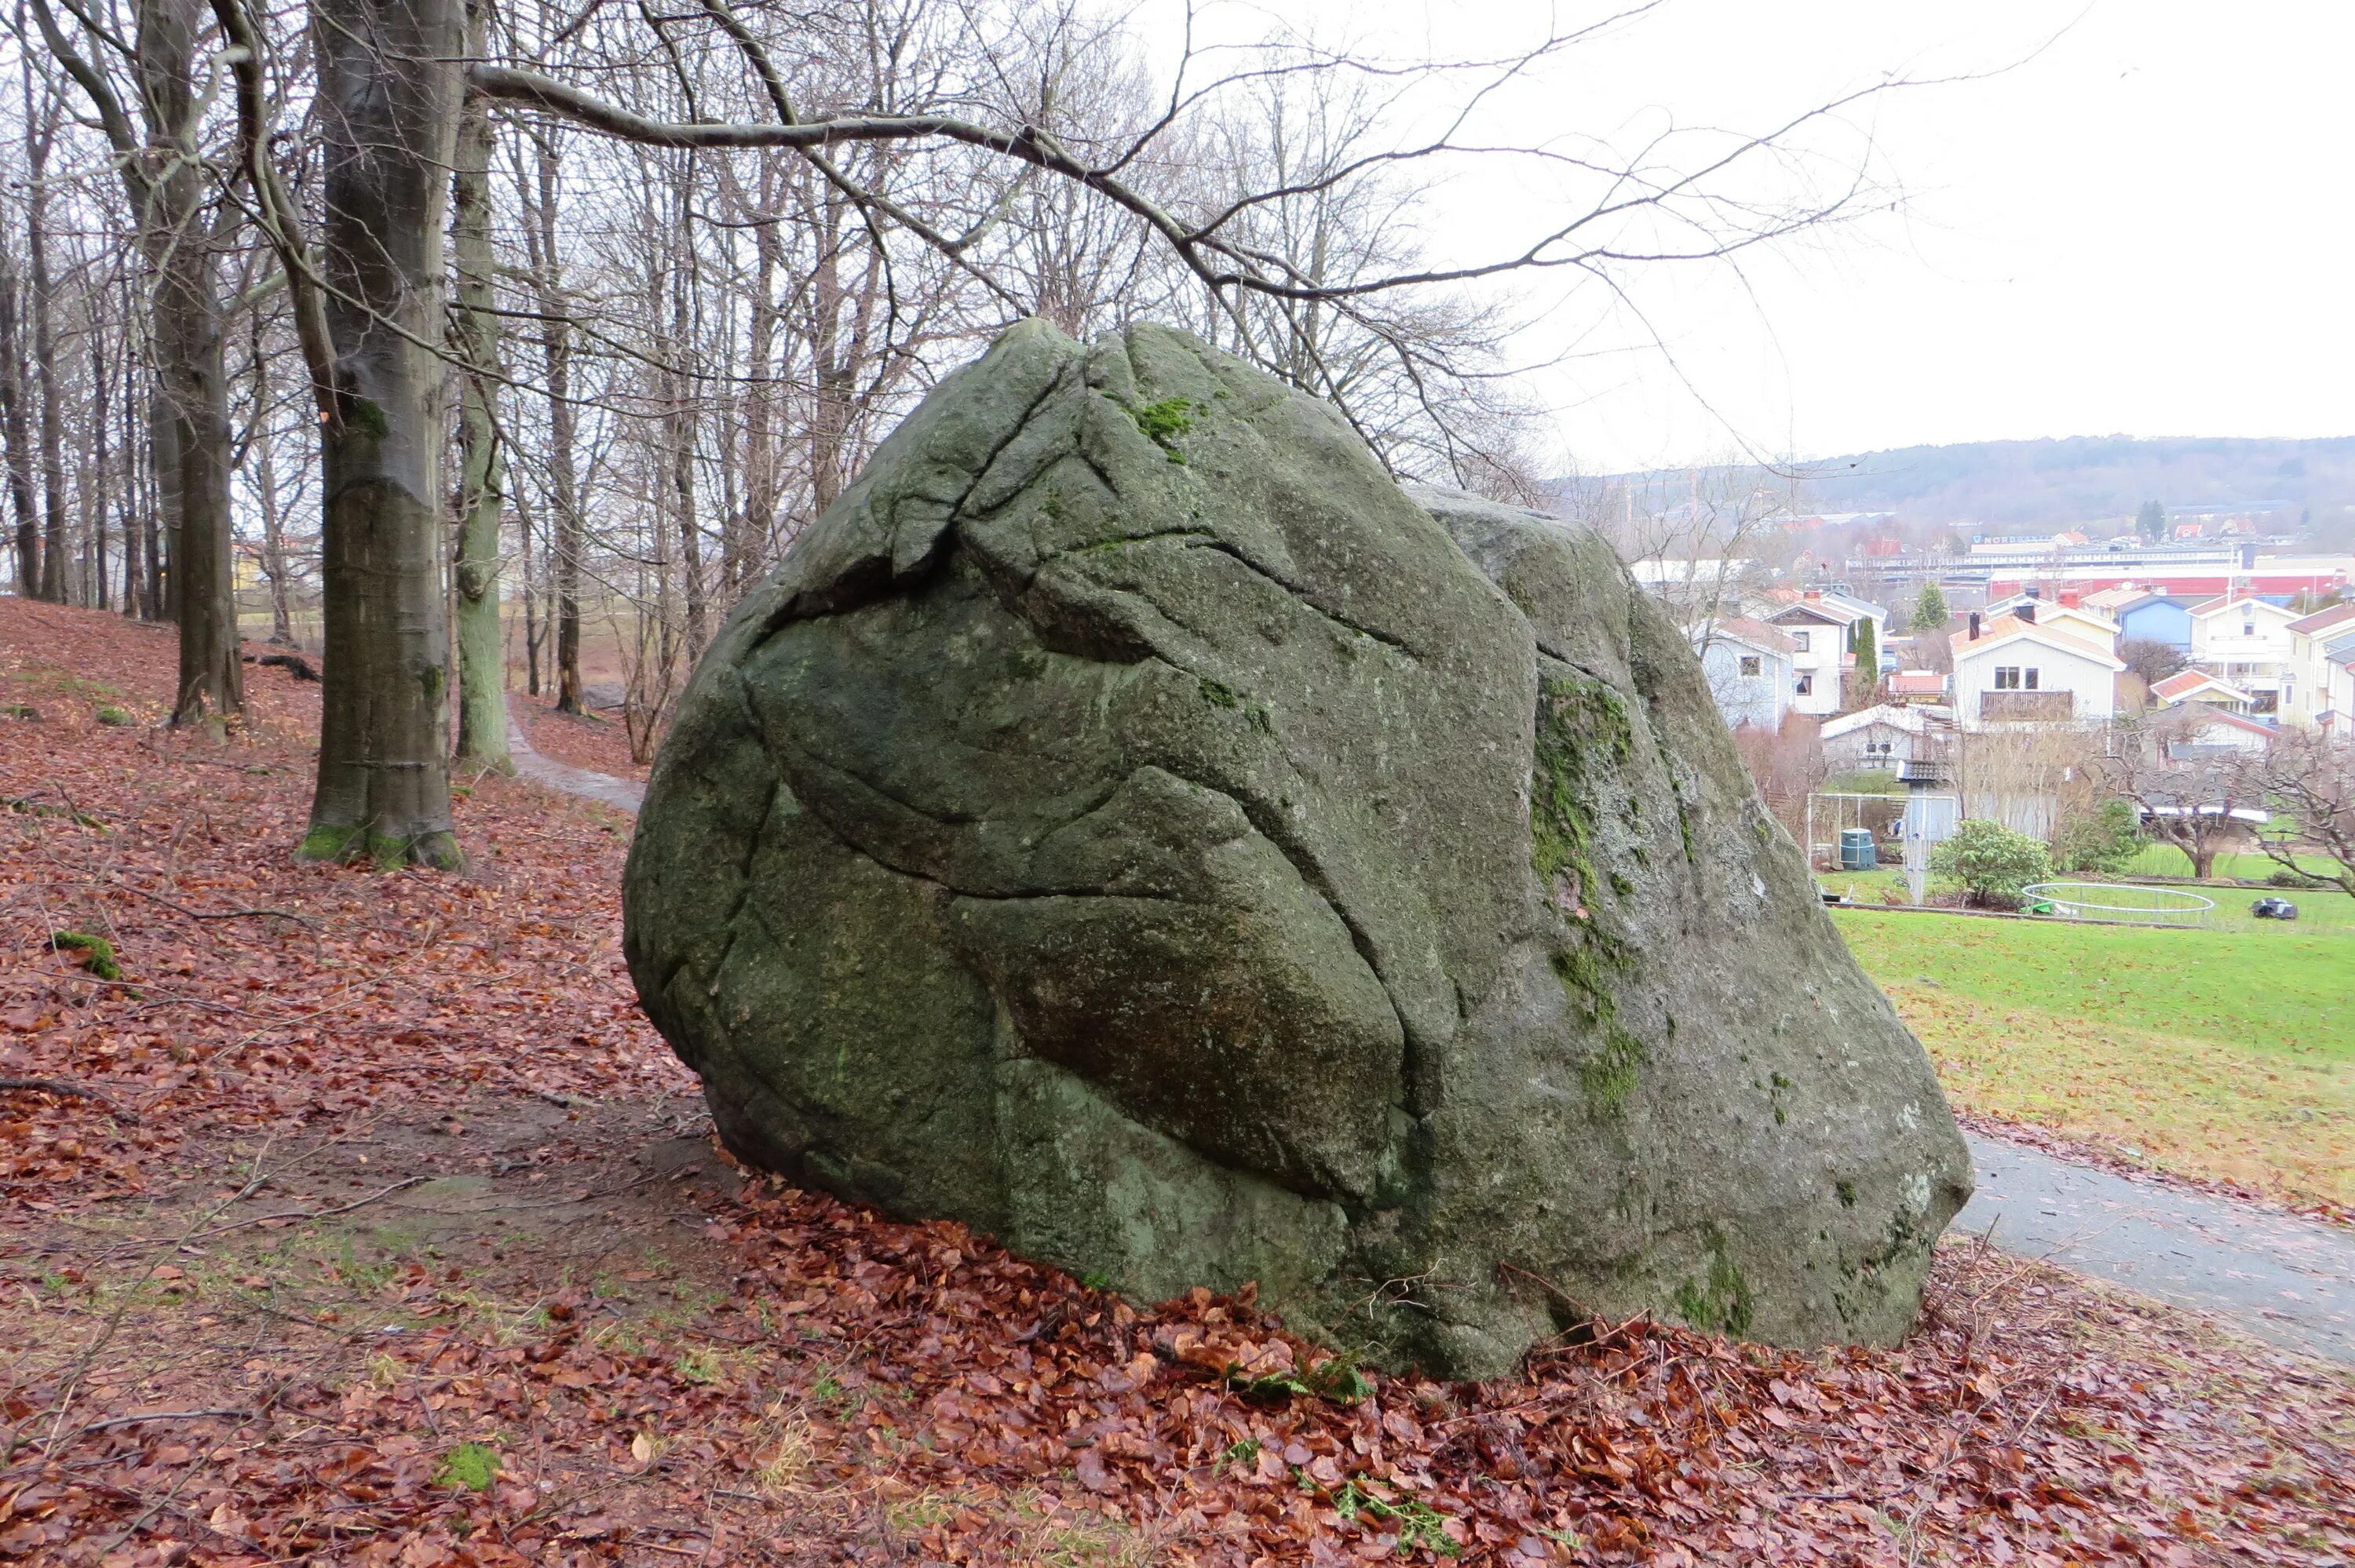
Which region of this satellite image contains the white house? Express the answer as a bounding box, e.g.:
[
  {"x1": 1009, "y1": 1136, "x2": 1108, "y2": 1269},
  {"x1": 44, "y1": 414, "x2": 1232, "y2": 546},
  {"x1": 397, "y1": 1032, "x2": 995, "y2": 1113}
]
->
[
  {"x1": 1820, "y1": 703, "x2": 1948, "y2": 771},
  {"x1": 1761, "y1": 589, "x2": 1887, "y2": 716},
  {"x1": 2323, "y1": 632, "x2": 2355, "y2": 728},
  {"x1": 2149, "y1": 669, "x2": 2256, "y2": 713},
  {"x1": 2154, "y1": 702, "x2": 2277, "y2": 757},
  {"x1": 2186, "y1": 593, "x2": 2300, "y2": 715},
  {"x1": 1691, "y1": 617, "x2": 1797, "y2": 731},
  {"x1": 1951, "y1": 612, "x2": 2125, "y2": 731},
  {"x1": 2284, "y1": 603, "x2": 2355, "y2": 727}
]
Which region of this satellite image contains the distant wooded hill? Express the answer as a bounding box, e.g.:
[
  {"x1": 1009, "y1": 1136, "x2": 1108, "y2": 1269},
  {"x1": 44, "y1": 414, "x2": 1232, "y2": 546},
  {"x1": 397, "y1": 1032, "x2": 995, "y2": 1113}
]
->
[{"x1": 1602, "y1": 436, "x2": 2355, "y2": 529}]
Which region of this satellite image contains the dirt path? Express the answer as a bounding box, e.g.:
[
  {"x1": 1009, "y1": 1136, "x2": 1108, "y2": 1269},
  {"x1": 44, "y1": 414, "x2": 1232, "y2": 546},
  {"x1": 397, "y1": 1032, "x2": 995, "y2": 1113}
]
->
[
  {"x1": 506, "y1": 717, "x2": 644, "y2": 812},
  {"x1": 513, "y1": 735, "x2": 2355, "y2": 1367}
]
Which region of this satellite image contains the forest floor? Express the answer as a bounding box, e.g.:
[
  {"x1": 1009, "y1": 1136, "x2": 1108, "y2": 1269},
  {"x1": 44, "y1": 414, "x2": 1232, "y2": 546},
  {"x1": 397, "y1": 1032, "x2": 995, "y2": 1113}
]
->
[{"x1": 3, "y1": 598, "x2": 2354, "y2": 1566}]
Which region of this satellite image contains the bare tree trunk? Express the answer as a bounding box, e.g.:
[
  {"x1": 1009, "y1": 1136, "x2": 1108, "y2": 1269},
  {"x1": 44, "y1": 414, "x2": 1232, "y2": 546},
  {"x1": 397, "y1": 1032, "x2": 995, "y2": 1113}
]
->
[
  {"x1": 451, "y1": 5, "x2": 511, "y2": 771},
  {"x1": 0, "y1": 255, "x2": 38, "y2": 595},
  {"x1": 115, "y1": 272, "x2": 141, "y2": 618},
  {"x1": 246, "y1": 323, "x2": 294, "y2": 644},
  {"x1": 301, "y1": 0, "x2": 465, "y2": 866},
  {"x1": 89, "y1": 323, "x2": 109, "y2": 610},
  {"x1": 515, "y1": 485, "x2": 541, "y2": 695},
  {"x1": 36, "y1": 0, "x2": 243, "y2": 707},
  {"x1": 522, "y1": 134, "x2": 586, "y2": 714},
  {"x1": 27, "y1": 108, "x2": 71, "y2": 604},
  {"x1": 155, "y1": 217, "x2": 242, "y2": 728},
  {"x1": 666, "y1": 177, "x2": 706, "y2": 655},
  {"x1": 146, "y1": 392, "x2": 173, "y2": 620}
]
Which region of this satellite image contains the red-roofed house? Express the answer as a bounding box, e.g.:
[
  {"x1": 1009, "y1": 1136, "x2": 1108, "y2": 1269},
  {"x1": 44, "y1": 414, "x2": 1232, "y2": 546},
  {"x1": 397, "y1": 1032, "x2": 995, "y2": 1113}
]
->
[
  {"x1": 2150, "y1": 668, "x2": 2255, "y2": 713},
  {"x1": 1885, "y1": 669, "x2": 1948, "y2": 704}
]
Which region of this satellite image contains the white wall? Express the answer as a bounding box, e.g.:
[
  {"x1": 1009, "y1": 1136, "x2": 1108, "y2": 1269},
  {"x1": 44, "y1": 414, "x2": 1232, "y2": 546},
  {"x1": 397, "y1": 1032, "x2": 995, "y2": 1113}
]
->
[
  {"x1": 1952, "y1": 636, "x2": 2118, "y2": 730},
  {"x1": 1696, "y1": 636, "x2": 1791, "y2": 731},
  {"x1": 1776, "y1": 618, "x2": 1843, "y2": 715}
]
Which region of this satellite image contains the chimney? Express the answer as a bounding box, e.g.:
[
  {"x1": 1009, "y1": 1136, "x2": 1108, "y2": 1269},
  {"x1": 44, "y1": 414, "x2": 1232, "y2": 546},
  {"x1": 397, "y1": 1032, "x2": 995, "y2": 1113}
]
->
[
  {"x1": 1968, "y1": 611, "x2": 1981, "y2": 641},
  {"x1": 2060, "y1": 589, "x2": 2081, "y2": 609},
  {"x1": 2017, "y1": 603, "x2": 2036, "y2": 624},
  {"x1": 1803, "y1": 589, "x2": 1823, "y2": 601}
]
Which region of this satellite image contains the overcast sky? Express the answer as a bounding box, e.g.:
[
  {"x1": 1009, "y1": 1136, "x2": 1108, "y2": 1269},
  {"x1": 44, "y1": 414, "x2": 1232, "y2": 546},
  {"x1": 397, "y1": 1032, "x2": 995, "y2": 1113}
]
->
[{"x1": 1166, "y1": 1, "x2": 2355, "y2": 473}]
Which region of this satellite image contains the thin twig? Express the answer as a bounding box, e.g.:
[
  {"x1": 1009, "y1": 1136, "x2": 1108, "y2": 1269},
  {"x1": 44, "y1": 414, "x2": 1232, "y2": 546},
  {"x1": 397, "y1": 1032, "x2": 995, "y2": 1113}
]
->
[{"x1": 0, "y1": 1078, "x2": 141, "y2": 1123}]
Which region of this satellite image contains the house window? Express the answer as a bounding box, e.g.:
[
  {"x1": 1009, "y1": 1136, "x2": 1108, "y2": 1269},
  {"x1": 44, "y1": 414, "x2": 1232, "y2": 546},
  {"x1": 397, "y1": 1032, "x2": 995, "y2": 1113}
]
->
[
  {"x1": 1992, "y1": 667, "x2": 2041, "y2": 691},
  {"x1": 1791, "y1": 630, "x2": 1811, "y2": 652},
  {"x1": 1795, "y1": 672, "x2": 1813, "y2": 695},
  {"x1": 1739, "y1": 655, "x2": 1762, "y2": 676}
]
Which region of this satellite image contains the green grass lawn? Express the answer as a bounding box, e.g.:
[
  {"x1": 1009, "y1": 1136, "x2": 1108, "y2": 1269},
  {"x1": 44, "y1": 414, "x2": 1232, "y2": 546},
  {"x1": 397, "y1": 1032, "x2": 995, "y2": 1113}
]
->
[{"x1": 1832, "y1": 906, "x2": 2355, "y2": 1205}]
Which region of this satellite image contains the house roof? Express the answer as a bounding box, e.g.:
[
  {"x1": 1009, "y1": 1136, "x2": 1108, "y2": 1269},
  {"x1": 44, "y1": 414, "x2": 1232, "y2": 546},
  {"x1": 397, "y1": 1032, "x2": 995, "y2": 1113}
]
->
[
  {"x1": 2150, "y1": 669, "x2": 2254, "y2": 704},
  {"x1": 1702, "y1": 617, "x2": 1798, "y2": 658},
  {"x1": 1953, "y1": 614, "x2": 2127, "y2": 670},
  {"x1": 1886, "y1": 670, "x2": 1948, "y2": 697},
  {"x1": 1820, "y1": 703, "x2": 1941, "y2": 740},
  {"x1": 1762, "y1": 588, "x2": 1881, "y2": 625},
  {"x1": 2186, "y1": 592, "x2": 2296, "y2": 620},
  {"x1": 1981, "y1": 593, "x2": 2120, "y2": 635},
  {"x1": 2156, "y1": 702, "x2": 2277, "y2": 743},
  {"x1": 2287, "y1": 602, "x2": 2355, "y2": 636}
]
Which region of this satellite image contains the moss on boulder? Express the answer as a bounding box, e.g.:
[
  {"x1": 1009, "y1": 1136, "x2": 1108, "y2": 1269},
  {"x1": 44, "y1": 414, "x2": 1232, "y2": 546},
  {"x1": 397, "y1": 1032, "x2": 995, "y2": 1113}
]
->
[{"x1": 623, "y1": 321, "x2": 1971, "y2": 1377}]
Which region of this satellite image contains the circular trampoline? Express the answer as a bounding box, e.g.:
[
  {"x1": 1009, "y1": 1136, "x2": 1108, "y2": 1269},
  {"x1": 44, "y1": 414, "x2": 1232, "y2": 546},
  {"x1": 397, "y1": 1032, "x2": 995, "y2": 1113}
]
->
[{"x1": 2018, "y1": 881, "x2": 2215, "y2": 927}]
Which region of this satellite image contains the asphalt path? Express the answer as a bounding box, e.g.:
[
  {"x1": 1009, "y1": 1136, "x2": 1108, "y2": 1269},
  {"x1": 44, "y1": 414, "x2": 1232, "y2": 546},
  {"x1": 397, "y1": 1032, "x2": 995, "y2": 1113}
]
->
[{"x1": 1958, "y1": 1133, "x2": 2355, "y2": 1364}]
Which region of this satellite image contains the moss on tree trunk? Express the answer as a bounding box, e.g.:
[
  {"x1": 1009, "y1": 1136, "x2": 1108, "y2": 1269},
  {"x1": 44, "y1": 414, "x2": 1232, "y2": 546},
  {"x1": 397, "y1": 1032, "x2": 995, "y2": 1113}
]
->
[{"x1": 301, "y1": 0, "x2": 465, "y2": 868}]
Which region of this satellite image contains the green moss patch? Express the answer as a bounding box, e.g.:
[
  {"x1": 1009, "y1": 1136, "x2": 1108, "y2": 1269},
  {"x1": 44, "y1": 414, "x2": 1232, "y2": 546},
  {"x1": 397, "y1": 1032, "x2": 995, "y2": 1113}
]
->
[
  {"x1": 1530, "y1": 674, "x2": 1635, "y2": 910},
  {"x1": 432, "y1": 1440, "x2": 499, "y2": 1492},
  {"x1": 1123, "y1": 396, "x2": 1207, "y2": 462},
  {"x1": 1549, "y1": 937, "x2": 1645, "y2": 1115},
  {"x1": 49, "y1": 931, "x2": 121, "y2": 981},
  {"x1": 1672, "y1": 1234, "x2": 1755, "y2": 1336}
]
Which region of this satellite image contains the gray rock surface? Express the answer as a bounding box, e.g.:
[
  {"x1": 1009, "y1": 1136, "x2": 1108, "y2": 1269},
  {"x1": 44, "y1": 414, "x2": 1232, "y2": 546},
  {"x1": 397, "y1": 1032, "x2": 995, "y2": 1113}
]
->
[{"x1": 623, "y1": 320, "x2": 1971, "y2": 1378}]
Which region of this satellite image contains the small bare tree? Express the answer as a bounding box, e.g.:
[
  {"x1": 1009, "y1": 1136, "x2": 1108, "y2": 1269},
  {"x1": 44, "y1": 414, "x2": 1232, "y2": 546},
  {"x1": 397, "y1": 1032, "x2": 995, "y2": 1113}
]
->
[
  {"x1": 2100, "y1": 717, "x2": 2263, "y2": 880},
  {"x1": 2240, "y1": 728, "x2": 2355, "y2": 895}
]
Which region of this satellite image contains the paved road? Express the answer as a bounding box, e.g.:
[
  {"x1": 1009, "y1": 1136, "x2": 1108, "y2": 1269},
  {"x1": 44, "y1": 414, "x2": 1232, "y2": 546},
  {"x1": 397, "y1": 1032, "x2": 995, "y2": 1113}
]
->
[
  {"x1": 1959, "y1": 1134, "x2": 2355, "y2": 1363},
  {"x1": 504, "y1": 733, "x2": 2355, "y2": 1366}
]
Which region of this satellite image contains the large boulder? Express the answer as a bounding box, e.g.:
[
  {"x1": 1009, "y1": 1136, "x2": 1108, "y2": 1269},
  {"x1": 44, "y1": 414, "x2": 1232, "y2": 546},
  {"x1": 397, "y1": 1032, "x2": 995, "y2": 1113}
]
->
[{"x1": 623, "y1": 320, "x2": 1971, "y2": 1379}]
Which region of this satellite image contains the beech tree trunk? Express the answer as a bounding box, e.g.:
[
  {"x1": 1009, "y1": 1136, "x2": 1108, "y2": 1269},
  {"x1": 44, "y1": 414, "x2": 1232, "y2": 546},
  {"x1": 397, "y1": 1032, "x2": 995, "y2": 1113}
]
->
[
  {"x1": 522, "y1": 137, "x2": 586, "y2": 714},
  {"x1": 28, "y1": 113, "x2": 71, "y2": 604},
  {"x1": 450, "y1": 2, "x2": 511, "y2": 771},
  {"x1": 153, "y1": 204, "x2": 242, "y2": 727},
  {"x1": 37, "y1": 0, "x2": 243, "y2": 704},
  {"x1": 0, "y1": 255, "x2": 38, "y2": 595},
  {"x1": 301, "y1": 0, "x2": 464, "y2": 867}
]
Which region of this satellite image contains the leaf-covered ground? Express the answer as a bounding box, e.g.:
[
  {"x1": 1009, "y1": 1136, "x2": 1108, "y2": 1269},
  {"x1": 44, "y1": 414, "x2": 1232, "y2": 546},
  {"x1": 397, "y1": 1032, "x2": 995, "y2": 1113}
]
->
[
  {"x1": 514, "y1": 695, "x2": 651, "y2": 785},
  {"x1": 5, "y1": 599, "x2": 2353, "y2": 1566}
]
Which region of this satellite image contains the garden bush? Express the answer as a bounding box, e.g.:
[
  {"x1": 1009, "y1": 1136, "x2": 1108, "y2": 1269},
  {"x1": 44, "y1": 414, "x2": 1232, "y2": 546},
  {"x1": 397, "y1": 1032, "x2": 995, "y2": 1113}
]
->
[{"x1": 1930, "y1": 819, "x2": 2053, "y2": 909}]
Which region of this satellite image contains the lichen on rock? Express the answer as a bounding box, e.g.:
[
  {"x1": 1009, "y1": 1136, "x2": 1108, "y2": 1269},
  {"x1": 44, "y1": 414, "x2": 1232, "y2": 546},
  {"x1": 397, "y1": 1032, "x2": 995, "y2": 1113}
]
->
[{"x1": 623, "y1": 319, "x2": 1971, "y2": 1378}]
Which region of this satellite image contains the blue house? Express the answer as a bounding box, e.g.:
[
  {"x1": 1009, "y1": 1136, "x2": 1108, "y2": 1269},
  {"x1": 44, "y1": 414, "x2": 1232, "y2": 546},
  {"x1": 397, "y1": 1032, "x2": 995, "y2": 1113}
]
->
[{"x1": 2111, "y1": 593, "x2": 2193, "y2": 651}]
